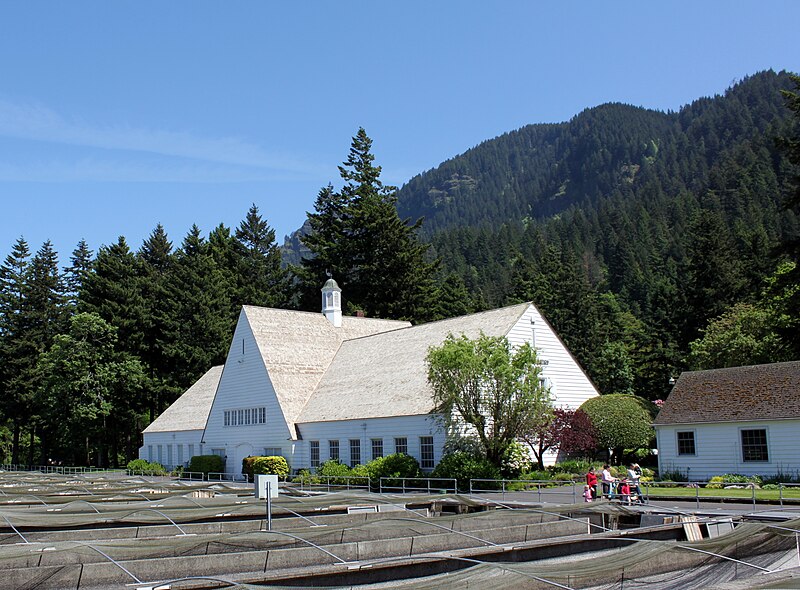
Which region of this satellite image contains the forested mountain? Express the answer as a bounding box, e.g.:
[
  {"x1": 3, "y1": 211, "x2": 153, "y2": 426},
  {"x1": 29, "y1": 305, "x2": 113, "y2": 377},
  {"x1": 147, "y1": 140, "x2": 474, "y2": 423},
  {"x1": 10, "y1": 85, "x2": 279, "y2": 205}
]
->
[{"x1": 389, "y1": 70, "x2": 799, "y2": 401}]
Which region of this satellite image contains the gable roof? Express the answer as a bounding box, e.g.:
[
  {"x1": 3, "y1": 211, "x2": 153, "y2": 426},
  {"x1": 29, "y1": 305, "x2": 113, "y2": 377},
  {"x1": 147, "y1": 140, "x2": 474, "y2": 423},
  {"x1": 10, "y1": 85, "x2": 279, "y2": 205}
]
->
[
  {"x1": 242, "y1": 306, "x2": 409, "y2": 434},
  {"x1": 297, "y1": 303, "x2": 531, "y2": 423},
  {"x1": 144, "y1": 365, "x2": 223, "y2": 433},
  {"x1": 653, "y1": 361, "x2": 800, "y2": 426}
]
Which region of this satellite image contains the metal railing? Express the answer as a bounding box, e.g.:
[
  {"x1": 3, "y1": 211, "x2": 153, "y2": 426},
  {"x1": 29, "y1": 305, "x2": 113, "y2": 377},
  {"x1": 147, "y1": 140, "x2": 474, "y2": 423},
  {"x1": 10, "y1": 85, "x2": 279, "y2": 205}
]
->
[
  {"x1": 379, "y1": 477, "x2": 457, "y2": 495},
  {"x1": 207, "y1": 472, "x2": 249, "y2": 483},
  {"x1": 469, "y1": 478, "x2": 579, "y2": 503},
  {"x1": 287, "y1": 474, "x2": 371, "y2": 492}
]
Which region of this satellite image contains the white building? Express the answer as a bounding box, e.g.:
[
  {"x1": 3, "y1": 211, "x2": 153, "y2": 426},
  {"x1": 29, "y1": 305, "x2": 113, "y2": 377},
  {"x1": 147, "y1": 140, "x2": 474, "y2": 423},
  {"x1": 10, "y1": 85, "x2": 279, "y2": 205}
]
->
[
  {"x1": 140, "y1": 280, "x2": 599, "y2": 473},
  {"x1": 654, "y1": 361, "x2": 800, "y2": 481}
]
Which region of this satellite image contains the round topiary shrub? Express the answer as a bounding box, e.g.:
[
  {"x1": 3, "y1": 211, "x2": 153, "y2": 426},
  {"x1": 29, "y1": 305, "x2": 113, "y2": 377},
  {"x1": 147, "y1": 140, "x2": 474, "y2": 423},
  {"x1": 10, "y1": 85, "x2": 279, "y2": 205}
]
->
[
  {"x1": 579, "y1": 394, "x2": 656, "y2": 461},
  {"x1": 365, "y1": 453, "x2": 422, "y2": 480}
]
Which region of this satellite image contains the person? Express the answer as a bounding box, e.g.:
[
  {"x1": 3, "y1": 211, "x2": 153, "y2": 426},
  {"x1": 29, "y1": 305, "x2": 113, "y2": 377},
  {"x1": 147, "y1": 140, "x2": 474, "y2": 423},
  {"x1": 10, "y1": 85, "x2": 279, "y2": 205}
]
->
[
  {"x1": 627, "y1": 463, "x2": 643, "y2": 503},
  {"x1": 583, "y1": 484, "x2": 593, "y2": 503},
  {"x1": 586, "y1": 467, "x2": 598, "y2": 499},
  {"x1": 601, "y1": 464, "x2": 616, "y2": 499},
  {"x1": 619, "y1": 478, "x2": 631, "y2": 505}
]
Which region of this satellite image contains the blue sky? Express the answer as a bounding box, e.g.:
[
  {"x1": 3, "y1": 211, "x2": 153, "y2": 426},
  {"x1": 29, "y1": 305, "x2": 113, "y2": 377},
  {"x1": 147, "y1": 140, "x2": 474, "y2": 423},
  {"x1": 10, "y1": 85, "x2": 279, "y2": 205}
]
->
[{"x1": 1, "y1": 1, "x2": 799, "y2": 263}]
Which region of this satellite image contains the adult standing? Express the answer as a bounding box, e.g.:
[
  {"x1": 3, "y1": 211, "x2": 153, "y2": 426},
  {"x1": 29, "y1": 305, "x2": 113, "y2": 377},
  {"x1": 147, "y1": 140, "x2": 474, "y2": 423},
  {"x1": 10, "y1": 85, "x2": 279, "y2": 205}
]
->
[{"x1": 601, "y1": 464, "x2": 617, "y2": 498}]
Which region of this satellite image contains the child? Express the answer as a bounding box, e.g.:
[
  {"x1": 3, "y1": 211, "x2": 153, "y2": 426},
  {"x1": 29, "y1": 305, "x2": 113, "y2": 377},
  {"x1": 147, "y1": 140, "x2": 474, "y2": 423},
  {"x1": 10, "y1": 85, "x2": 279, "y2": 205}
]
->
[
  {"x1": 586, "y1": 468, "x2": 598, "y2": 499},
  {"x1": 583, "y1": 484, "x2": 593, "y2": 503},
  {"x1": 619, "y1": 478, "x2": 631, "y2": 505}
]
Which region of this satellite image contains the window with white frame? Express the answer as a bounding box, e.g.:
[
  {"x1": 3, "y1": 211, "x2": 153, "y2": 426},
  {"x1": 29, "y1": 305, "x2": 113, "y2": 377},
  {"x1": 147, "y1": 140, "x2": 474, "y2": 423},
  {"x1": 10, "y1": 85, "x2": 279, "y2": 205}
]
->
[
  {"x1": 741, "y1": 429, "x2": 769, "y2": 462},
  {"x1": 224, "y1": 407, "x2": 267, "y2": 427},
  {"x1": 264, "y1": 447, "x2": 283, "y2": 457},
  {"x1": 177, "y1": 444, "x2": 184, "y2": 466},
  {"x1": 329, "y1": 440, "x2": 340, "y2": 461},
  {"x1": 349, "y1": 439, "x2": 361, "y2": 467},
  {"x1": 420, "y1": 436, "x2": 434, "y2": 469},
  {"x1": 371, "y1": 438, "x2": 383, "y2": 460},
  {"x1": 310, "y1": 441, "x2": 320, "y2": 468},
  {"x1": 677, "y1": 431, "x2": 696, "y2": 456},
  {"x1": 395, "y1": 437, "x2": 408, "y2": 455}
]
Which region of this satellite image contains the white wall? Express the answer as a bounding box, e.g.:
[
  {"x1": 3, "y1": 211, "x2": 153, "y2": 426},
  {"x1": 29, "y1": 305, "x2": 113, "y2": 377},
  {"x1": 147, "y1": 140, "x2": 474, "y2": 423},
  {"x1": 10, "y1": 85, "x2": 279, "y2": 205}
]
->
[
  {"x1": 296, "y1": 415, "x2": 445, "y2": 471},
  {"x1": 656, "y1": 420, "x2": 800, "y2": 480},
  {"x1": 139, "y1": 429, "x2": 203, "y2": 470},
  {"x1": 200, "y1": 312, "x2": 294, "y2": 474},
  {"x1": 508, "y1": 305, "x2": 600, "y2": 467}
]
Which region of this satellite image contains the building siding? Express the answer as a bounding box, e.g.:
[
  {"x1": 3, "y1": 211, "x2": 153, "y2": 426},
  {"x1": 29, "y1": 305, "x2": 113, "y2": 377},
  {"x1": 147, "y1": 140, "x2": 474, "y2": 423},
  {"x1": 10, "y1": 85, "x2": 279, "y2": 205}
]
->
[
  {"x1": 656, "y1": 420, "x2": 800, "y2": 480},
  {"x1": 201, "y1": 313, "x2": 294, "y2": 474},
  {"x1": 138, "y1": 429, "x2": 203, "y2": 470},
  {"x1": 296, "y1": 415, "x2": 445, "y2": 471}
]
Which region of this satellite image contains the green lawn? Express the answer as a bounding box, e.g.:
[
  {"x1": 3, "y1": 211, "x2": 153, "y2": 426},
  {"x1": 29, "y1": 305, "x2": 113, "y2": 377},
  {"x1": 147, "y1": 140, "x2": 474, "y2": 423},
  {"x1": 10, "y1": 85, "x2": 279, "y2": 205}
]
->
[{"x1": 641, "y1": 485, "x2": 800, "y2": 502}]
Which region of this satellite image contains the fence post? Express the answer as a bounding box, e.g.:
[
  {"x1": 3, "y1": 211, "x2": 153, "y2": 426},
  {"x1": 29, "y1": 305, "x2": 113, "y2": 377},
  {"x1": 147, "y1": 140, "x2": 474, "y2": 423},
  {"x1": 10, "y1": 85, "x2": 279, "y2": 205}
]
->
[
  {"x1": 751, "y1": 482, "x2": 756, "y2": 511},
  {"x1": 780, "y1": 484, "x2": 784, "y2": 508},
  {"x1": 573, "y1": 481, "x2": 577, "y2": 504},
  {"x1": 695, "y1": 483, "x2": 700, "y2": 510}
]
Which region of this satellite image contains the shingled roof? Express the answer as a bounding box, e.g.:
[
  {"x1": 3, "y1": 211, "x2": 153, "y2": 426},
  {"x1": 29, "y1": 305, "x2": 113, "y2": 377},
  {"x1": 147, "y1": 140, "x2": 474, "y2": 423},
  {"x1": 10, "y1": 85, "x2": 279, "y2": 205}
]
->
[
  {"x1": 144, "y1": 365, "x2": 223, "y2": 433},
  {"x1": 653, "y1": 361, "x2": 800, "y2": 425},
  {"x1": 243, "y1": 306, "x2": 410, "y2": 434},
  {"x1": 297, "y1": 303, "x2": 530, "y2": 423}
]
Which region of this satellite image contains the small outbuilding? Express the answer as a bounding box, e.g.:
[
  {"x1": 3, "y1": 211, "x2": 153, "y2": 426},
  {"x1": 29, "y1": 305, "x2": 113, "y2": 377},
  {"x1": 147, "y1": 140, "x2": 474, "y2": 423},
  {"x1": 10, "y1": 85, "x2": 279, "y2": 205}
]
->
[{"x1": 653, "y1": 361, "x2": 800, "y2": 481}]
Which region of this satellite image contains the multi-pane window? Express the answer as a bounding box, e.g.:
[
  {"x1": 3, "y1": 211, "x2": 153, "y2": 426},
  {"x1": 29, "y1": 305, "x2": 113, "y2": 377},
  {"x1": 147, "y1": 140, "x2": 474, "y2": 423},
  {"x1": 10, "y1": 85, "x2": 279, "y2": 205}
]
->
[
  {"x1": 349, "y1": 439, "x2": 361, "y2": 467},
  {"x1": 677, "y1": 431, "x2": 696, "y2": 456},
  {"x1": 167, "y1": 444, "x2": 173, "y2": 467},
  {"x1": 310, "y1": 441, "x2": 320, "y2": 468},
  {"x1": 157, "y1": 444, "x2": 163, "y2": 464},
  {"x1": 371, "y1": 438, "x2": 383, "y2": 460},
  {"x1": 329, "y1": 440, "x2": 340, "y2": 462},
  {"x1": 420, "y1": 436, "x2": 434, "y2": 469},
  {"x1": 188, "y1": 444, "x2": 194, "y2": 460},
  {"x1": 264, "y1": 447, "x2": 283, "y2": 457},
  {"x1": 224, "y1": 407, "x2": 267, "y2": 427},
  {"x1": 147, "y1": 445, "x2": 153, "y2": 462},
  {"x1": 395, "y1": 437, "x2": 408, "y2": 455},
  {"x1": 741, "y1": 429, "x2": 769, "y2": 462},
  {"x1": 177, "y1": 444, "x2": 184, "y2": 466}
]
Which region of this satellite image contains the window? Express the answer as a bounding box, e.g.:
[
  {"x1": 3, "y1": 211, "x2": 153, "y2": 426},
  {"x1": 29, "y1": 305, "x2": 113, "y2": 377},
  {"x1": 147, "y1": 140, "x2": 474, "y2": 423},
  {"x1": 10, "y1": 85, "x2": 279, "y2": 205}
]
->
[
  {"x1": 167, "y1": 444, "x2": 173, "y2": 467},
  {"x1": 310, "y1": 441, "x2": 320, "y2": 468},
  {"x1": 177, "y1": 444, "x2": 184, "y2": 466},
  {"x1": 264, "y1": 447, "x2": 283, "y2": 457},
  {"x1": 395, "y1": 437, "x2": 408, "y2": 455},
  {"x1": 420, "y1": 436, "x2": 434, "y2": 469},
  {"x1": 157, "y1": 445, "x2": 163, "y2": 464},
  {"x1": 741, "y1": 429, "x2": 769, "y2": 462},
  {"x1": 677, "y1": 431, "x2": 696, "y2": 456},
  {"x1": 349, "y1": 439, "x2": 361, "y2": 467},
  {"x1": 188, "y1": 444, "x2": 194, "y2": 459},
  {"x1": 329, "y1": 440, "x2": 340, "y2": 461},
  {"x1": 147, "y1": 445, "x2": 153, "y2": 462},
  {"x1": 224, "y1": 407, "x2": 266, "y2": 427},
  {"x1": 371, "y1": 438, "x2": 383, "y2": 460}
]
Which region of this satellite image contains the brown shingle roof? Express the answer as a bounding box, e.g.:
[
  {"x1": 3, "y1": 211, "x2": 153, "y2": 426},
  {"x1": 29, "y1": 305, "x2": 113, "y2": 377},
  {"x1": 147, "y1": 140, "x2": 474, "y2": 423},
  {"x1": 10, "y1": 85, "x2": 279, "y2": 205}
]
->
[{"x1": 653, "y1": 361, "x2": 800, "y2": 425}]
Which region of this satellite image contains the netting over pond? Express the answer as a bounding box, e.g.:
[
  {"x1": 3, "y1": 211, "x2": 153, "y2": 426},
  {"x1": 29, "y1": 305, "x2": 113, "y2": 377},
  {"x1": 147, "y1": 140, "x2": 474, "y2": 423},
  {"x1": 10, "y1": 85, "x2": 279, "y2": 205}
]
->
[{"x1": 0, "y1": 472, "x2": 798, "y2": 589}]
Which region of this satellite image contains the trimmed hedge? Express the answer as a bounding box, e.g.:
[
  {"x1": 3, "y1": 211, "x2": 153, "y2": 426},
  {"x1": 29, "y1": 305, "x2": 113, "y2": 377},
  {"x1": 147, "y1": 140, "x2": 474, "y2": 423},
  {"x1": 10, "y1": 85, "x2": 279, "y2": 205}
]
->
[
  {"x1": 126, "y1": 459, "x2": 167, "y2": 475},
  {"x1": 188, "y1": 455, "x2": 224, "y2": 475},
  {"x1": 431, "y1": 452, "x2": 500, "y2": 489},
  {"x1": 243, "y1": 456, "x2": 290, "y2": 480}
]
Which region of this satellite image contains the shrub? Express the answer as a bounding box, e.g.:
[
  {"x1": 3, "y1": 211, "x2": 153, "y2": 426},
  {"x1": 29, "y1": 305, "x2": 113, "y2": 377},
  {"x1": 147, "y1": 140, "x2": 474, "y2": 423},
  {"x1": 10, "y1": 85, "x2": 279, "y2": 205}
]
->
[
  {"x1": 579, "y1": 394, "x2": 656, "y2": 461},
  {"x1": 126, "y1": 459, "x2": 167, "y2": 475},
  {"x1": 519, "y1": 469, "x2": 550, "y2": 481},
  {"x1": 707, "y1": 475, "x2": 725, "y2": 489},
  {"x1": 188, "y1": 455, "x2": 224, "y2": 476},
  {"x1": 548, "y1": 459, "x2": 595, "y2": 476},
  {"x1": 551, "y1": 472, "x2": 578, "y2": 483},
  {"x1": 315, "y1": 460, "x2": 355, "y2": 485},
  {"x1": 500, "y1": 441, "x2": 530, "y2": 478},
  {"x1": 364, "y1": 453, "x2": 422, "y2": 480},
  {"x1": 431, "y1": 452, "x2": 500, "y2": 490},
  {"x1": 252, "y1": 456, "x2": 289, "y2": 478}
]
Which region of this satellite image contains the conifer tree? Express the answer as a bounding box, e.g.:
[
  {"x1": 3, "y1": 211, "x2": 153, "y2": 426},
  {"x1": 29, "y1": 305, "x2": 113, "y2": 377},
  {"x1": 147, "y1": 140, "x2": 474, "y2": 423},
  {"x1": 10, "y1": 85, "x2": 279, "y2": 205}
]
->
[
  {"x1": 161, "y1": 226, "x2": 232, "y2": 398},
  {"x1": 63, "y1": 239, "x2": 94, "y2": 310},
  {"x1": 296, "y1": 128, "x2": 438, "y2": 322},
  {"x1": 0, "y1": 238, "x2": 32, "y2": 463},
  {"x1": 234, "y1": 204, "x2": 288, "y2": 309}
]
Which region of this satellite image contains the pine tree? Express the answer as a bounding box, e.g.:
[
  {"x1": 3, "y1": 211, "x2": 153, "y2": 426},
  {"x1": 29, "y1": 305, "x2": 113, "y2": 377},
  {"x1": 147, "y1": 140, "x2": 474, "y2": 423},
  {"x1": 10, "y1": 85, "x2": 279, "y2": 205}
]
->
[
  {"x1": 63, "y1": 239, "x2": 94, "y2": 310},
  {"x1": 0, "y1": 238, "x2": 32, "y2": 464},
  {"x1": 234, "y1": 204, "x2": 288, "y2": 309},
  {"x1": 161, "y1": 225, "x2": 232, "y2": 397},
  {"x1": 296, "y1": 128, "x2": 438, "y2": 322},
  {"x1": 137, "y1": 225, "x2": 175, "y2": 421}
]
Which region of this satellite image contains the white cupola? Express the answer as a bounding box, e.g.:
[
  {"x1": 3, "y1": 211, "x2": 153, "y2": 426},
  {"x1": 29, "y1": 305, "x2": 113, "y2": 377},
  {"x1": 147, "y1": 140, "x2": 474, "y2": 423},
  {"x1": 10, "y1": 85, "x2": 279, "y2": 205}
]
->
[{"x1": 321, "y1": 277, "x2": 342, "y2": 327}]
